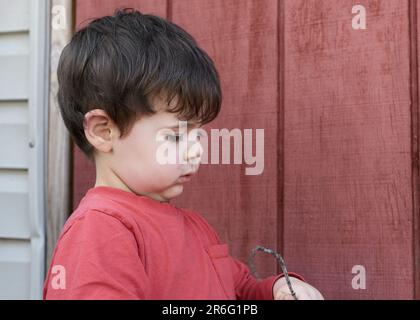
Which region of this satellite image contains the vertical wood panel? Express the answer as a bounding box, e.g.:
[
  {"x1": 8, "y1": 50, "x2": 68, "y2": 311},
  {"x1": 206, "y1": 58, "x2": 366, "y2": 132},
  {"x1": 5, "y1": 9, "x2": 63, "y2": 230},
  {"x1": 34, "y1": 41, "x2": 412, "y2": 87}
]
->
[
  {"x1": 75, "y1": 0, "x2": 167, "y2": 30},
  {"x1": 283, "y1": 0, "x2": 413, "y2": 299},
  {"x1": 414, "y1": 0, "x2": 420, "y2": 300},
  {"x1": 170, "y1": 0, "x2": 280, "y2": 278},
  {"x1": 47, "y1": 0, "x2": 73, "y2": 270}
]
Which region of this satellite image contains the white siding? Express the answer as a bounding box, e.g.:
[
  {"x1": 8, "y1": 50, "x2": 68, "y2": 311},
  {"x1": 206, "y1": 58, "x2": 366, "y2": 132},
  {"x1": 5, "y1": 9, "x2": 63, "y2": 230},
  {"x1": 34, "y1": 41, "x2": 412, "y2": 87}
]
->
[
  {"x1": 0, "y1": 124, "x2": 29, "y2": 168},
  {"x1": 0, "y1": 240, "x2": 31, "y2": 299},
  {"x1": 0, "y1": 0, "x2": 30, "y2": 32},
  {"x1": 0, "y1": 0, "x2": 48, "y2": 299},
  {"x1": 0, "y1": 55, "x2": 29, "y2": 100}
]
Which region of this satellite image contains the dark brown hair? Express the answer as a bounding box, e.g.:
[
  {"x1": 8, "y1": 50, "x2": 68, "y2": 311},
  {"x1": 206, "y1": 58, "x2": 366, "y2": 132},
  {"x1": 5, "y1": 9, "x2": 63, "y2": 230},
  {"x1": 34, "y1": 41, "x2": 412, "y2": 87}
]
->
[{"x1": 57, "y1": 8, "x2": 221, "y2": 159}]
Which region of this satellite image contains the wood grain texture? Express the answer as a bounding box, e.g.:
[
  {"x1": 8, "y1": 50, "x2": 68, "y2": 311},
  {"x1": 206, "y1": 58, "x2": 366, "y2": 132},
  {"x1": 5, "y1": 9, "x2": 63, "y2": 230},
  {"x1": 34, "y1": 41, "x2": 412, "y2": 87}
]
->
[
  {"x1": 47, "y1": 0, "x2": 73, "y2": 269},
  {"x1": 413, "y1": 0, "x2": 420, "y2": 300},
  {"x1": 283, "y1": 0, "x2": 413, "y2": 299},
  {"x1": 75, "y1": 0, "x2": 167, "y2": 30}
]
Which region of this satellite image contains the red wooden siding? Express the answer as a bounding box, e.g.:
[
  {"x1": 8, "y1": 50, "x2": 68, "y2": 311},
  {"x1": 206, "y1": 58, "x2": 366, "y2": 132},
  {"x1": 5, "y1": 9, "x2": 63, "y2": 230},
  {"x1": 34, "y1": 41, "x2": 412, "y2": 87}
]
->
[
  {"x1": 283, "y1": 0, "x2": 414, "y2": 299},
  {"x1": 71, "y1": 0, "x2": 420, "y2": 299}
]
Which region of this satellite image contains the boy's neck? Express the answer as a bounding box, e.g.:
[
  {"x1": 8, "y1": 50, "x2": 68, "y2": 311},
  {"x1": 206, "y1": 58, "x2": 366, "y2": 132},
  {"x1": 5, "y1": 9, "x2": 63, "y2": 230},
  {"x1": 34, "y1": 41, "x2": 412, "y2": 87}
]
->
[
  {"x1": 94, "y1": 157, "x2": 132, "y2": 193},
  {"x1": 94, "y1": 156, "x2": 170, "y2": 203}
]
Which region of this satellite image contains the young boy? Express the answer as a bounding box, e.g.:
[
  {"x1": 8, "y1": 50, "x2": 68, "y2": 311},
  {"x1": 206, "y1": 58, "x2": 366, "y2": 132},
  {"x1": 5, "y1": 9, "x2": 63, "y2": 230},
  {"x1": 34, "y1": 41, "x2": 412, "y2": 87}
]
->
[{"x1": 43, "y1": 9, "x2": 323, "y2": 300}]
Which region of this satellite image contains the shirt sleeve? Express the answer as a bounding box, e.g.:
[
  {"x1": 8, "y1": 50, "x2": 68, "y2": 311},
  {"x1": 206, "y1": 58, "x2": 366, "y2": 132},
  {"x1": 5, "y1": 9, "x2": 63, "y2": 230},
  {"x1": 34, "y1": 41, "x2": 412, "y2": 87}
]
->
[
  {"x1": 231, "y1": 258, "x2": 306, "y2": 300},
  {"x1": 43, "y1": 210, "x2": 150, "y2": 300}
]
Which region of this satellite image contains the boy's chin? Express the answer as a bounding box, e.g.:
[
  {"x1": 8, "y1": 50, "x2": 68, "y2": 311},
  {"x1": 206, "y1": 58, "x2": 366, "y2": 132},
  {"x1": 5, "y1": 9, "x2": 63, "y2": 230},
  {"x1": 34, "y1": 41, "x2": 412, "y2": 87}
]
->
[{"x1": 160, "y1": 183, "x2": 184, "y2": 201}]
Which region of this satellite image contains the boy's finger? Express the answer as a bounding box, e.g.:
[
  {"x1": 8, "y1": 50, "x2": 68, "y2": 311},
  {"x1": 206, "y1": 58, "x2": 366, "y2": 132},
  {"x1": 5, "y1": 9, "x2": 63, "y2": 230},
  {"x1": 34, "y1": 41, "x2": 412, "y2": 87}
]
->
[{"x1": 275, "y1": 292, "x2": 295, "y2": 300}]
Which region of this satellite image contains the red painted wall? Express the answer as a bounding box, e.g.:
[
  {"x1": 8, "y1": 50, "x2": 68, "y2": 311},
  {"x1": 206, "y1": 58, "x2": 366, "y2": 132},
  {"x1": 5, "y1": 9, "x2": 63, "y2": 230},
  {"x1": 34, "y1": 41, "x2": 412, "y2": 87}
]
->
[{"x1": 72, "y1": 0, "x2": 420, "y2": 299}]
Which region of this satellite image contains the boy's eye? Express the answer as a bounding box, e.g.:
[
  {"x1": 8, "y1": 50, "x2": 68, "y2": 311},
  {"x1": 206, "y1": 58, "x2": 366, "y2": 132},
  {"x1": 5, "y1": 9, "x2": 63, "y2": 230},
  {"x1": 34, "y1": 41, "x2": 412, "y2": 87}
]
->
[
  {"x1": 165, "y1": 134, "x2": 182, "y2": 142},
  {"x1": 190, "y1": 131, "x2": 203, "y2": 141}
]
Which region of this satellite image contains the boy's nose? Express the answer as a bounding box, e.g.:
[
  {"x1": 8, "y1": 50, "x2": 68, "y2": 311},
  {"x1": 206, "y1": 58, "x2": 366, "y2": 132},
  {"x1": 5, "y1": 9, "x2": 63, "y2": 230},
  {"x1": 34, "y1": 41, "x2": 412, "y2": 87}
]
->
[{"x1": 185, "y1": 142, "x2": 203, "y2": 164}]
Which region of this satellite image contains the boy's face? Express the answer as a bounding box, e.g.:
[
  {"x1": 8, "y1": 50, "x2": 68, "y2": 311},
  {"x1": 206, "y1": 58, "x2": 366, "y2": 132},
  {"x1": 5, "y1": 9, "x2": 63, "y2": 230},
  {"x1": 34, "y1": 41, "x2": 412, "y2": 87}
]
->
[{"x1": 86, "y1": 97, "x2": 203, "y2": 202}]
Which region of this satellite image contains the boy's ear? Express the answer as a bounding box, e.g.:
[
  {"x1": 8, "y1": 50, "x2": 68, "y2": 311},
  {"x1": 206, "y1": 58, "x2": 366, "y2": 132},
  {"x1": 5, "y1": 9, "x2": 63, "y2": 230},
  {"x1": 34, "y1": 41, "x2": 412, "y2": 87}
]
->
[{"x1": 83, "y1": 109, "x2": 118, "y2": 153}]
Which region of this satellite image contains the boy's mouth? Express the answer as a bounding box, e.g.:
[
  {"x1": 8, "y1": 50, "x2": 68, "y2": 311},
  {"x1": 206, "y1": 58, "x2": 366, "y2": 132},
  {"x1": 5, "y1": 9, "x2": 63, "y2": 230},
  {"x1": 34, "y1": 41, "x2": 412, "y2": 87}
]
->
[{"x1": 177, "y1": 173, "x2": 193, "y2": 183}]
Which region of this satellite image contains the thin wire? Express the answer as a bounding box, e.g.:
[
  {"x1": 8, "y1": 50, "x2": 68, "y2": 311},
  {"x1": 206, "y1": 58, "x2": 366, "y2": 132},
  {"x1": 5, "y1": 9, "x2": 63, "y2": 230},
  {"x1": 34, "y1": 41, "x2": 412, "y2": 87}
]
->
[{"x1": 248, "y1": 245, "x2": 298, "y2": 300}]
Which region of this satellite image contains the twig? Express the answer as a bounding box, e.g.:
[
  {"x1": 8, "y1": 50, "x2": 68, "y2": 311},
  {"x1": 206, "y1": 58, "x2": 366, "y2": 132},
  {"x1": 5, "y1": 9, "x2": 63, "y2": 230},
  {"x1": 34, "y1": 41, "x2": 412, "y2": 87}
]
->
[{"x1": 248, "y1": 245, "x2": 298, "y2": 300}]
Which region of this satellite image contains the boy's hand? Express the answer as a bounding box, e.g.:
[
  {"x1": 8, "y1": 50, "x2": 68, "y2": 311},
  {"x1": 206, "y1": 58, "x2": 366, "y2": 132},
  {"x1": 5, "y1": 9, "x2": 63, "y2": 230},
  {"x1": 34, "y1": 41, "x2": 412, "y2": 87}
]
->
[{"x1": 273, "y1": 276, "x2": 324, "y2": 300}]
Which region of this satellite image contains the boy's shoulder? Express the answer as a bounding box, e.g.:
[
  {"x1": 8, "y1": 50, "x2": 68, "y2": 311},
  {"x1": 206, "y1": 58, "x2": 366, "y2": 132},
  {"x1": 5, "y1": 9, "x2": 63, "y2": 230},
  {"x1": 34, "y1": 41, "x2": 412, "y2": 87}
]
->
[
  {"x1": 56, "y1": 191, "x2": 140, "y2": 244},
  {"x1": 58, "y1": 205, "x2": 134, "y2": 245}
]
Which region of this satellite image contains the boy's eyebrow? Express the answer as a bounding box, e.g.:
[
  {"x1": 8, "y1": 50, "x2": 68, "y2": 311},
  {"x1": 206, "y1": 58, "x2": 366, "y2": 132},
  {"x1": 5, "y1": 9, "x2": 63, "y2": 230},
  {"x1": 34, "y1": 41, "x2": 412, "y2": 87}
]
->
[
  {"x1": 164, "y1": 124, "x2": 183, "y2": 129},
  {"x1": 160, "y1": 122, "x2": 199, "y2": 130}
]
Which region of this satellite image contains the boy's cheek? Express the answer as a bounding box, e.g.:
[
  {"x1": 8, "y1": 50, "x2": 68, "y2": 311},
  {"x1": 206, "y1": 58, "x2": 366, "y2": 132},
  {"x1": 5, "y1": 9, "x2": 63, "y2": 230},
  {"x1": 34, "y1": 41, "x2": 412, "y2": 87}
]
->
[{"x1": 113, "y1": 145, "x2": 184, "y2": 186}]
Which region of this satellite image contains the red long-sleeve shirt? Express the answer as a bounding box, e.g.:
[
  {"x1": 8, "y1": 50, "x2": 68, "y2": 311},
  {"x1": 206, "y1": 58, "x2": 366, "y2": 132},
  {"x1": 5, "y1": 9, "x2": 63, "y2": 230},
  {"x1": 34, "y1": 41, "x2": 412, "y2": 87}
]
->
[{"x1": 43, "y1": 186, "x2": 301, "y2": 299}]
